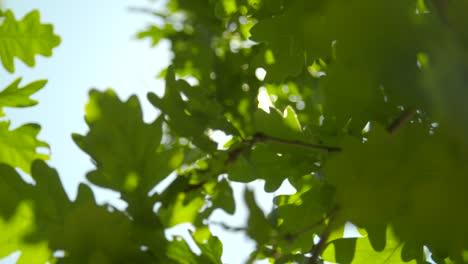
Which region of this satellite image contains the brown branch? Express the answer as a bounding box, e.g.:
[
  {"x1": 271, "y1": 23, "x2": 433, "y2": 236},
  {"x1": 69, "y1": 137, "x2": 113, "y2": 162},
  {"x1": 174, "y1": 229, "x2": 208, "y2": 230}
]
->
[
  {"x1": 224, "y1": 133, "x2": 341, "y2": 168},
  {"x1": 431, "y1": 0, "x2": 448, "y2": 23},
  {"x1": 225, "y1": 137, "x2": 256, "y2": 165},
  {"x1": 208, "y1": 221, "x2": 246, "y2": 232},
  {"x1": 387, "y1": 108, "x2": 416, "y2": 134},
  {"x1": 253, "y1": 133, "x2": 342, "y2": 152},
  {"x1": 285, "y1": 208, "x2": 337, "y2": 243},
  {"x1": 287, "y1": 223, "x2": 324, "y2": 243},
  {"x1": 309, "y1": 207, "x2": 339, "y2": 264}
]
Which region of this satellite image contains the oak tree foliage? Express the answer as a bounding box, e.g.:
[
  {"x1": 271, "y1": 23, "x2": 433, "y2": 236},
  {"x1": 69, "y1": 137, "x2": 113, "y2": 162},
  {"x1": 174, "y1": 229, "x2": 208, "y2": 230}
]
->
[{"x1": 1, "y1": 0, "x2": 468, "y2": 263}]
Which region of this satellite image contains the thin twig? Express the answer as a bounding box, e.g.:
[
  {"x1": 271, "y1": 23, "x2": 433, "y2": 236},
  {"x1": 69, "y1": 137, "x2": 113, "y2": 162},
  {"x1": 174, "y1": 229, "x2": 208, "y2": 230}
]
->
[
  {"x1": 431, "y1": 0, "x2": 448, "y2": 23},
  {"x1": 183, "y1": 181, "x2": 206, "y2": 193},
  {"x1": 387, "y1": 108, "x2": 416, "y2": 134},
  {"x1": 225, "y1": 137, "x2": 256, "y2": 165},
  {"x1": 309, "y1": 207, "x2": 339, "y2": 264},
  {"x1": 224, "y1": 133, "x2": 341, "y2": 167},
  {"x1": 285, "y1": 213, "x2": 329, "y2": 243},
  {"x1": 208, "y1": 221, "x2": 246, "y2": 232},
  {"x1": 253, "y1": 133, "x2": 342, "y2": 152},
  {"x1": 128, "y1": 6, "x2": 168, "y2": 17}
]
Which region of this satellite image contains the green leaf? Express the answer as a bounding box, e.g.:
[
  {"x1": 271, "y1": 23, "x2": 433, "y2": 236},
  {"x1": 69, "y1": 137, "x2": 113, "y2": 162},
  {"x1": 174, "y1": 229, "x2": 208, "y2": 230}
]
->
[
  {"x1": 61, "y1": 193, "x2": 138, "y2": 262},
  {"x1": 0, "y1": 164, "x2": 32, "y2": 219},
  {"x1": 325, "y1": 123, "x2": 468, "y2": 257},
  {"x1": 228, "y1": 143, "x2": 318, "y2": 192},
  {"x1": 249, "y1": 1, "x2": 333, "y2": 83},
  {"x1": 148, "y1": 68, "x2": 214, "y2": 150},
  {"x1": 229, "y1": 105, "x2": 321, "y2": 192},
  {"x1": 0, "y1": 162, "x2": 64, "y2": 263},
  {"x1": 73, "y1": 89, "x2": 169, "y2": 194},
  {"x1": 0, "y1": 10, "x2": 61, "y2": 73},
  {"x1": 318, "y1": 0, "x2": 427, "y2": 128},
  {"x1": 148, "y1": 67, "x2": 237, "y2": 151},
  {"x1": 272, "y1": 179, "x2": 334, "y2": 252},
  {"x1": 250, "y1": 16, "x2": 304, "y2": 83},
  {"x1": 3, "y1": 0, "x2": 468, "y2": 262},
  {"x1": 29, "y1": 160, "x2": 71, "y2": 227},
  {"x1": 0, "y1": 121, "x2": 49, "y2": 174},
  {"x1": 0, "y1": 78, "x2": 47, "y2": 117},
  {"x1": 323, "y1": 237, "x2": 357, "y2": 264}
]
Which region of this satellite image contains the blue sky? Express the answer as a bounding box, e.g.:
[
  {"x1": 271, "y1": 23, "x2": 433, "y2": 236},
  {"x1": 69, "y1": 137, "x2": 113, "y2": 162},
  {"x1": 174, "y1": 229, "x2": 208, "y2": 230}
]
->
[{"x1": 0, "y1": 1, "x2": 282, "y2": 263}]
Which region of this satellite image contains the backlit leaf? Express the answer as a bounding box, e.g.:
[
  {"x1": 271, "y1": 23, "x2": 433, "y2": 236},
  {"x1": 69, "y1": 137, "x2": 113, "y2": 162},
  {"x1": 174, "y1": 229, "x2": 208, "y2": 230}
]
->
[
  {"x1": 0, "y1": 78, "x2": 46, "y2": 117},
  {"x1": 0, "y1": 121, "x2": 49, "y2": 174}
]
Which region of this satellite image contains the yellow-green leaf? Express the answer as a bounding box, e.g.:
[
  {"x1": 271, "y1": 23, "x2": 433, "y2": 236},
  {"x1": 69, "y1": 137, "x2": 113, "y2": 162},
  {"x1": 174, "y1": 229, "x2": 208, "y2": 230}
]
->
[{"x1": 0, "y1": 10, "x2": 61, "y2": 73}]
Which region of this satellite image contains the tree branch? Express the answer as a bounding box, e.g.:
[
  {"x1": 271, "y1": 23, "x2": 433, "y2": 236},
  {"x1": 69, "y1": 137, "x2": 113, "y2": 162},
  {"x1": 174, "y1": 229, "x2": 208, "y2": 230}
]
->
[
  {"x1": 285, "y1": 212, "x2": 331, "y2": 243},
  {"x1": 387, "y1": 108, "x2": 416, "y2": 134},
  {"x1": 253, "y1": 133, "x2": 342, "y2": 152},
  {"x1": 128, "y1": 6, "x2": 168, "y2": 18},
  {"x1": 309, "y1": 207, "x2": 338, "y2": 264},
  {"x1": 431, "y1": 0, "x2": 448, "y2": 23},
  {"x1": 208, "y1": 221, "x2": 246, "y2": 232}
]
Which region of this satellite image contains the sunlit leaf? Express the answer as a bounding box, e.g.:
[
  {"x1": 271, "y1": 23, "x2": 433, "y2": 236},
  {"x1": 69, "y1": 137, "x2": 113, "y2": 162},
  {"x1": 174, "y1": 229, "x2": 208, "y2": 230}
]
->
[
  {"x1": 322, "y1": 227, "x2": 420, "y2": 264},
  {"x1": 0, "y1": 202, "x2": 52, "y2": 264}
]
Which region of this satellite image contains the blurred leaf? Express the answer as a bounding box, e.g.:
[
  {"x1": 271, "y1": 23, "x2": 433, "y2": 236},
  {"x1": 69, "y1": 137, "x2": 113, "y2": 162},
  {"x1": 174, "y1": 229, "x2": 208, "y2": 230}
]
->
[
  {"x1": 244, "y1": 189, "x2": 274, "y2": 245},
  {"x1": 167, "y1": 237, "x2": 200, "y2": 264},
  {"x1": 211, "y1": 178, "x2": 235, "y2": 215},
  {"x1": 325, "y1": 123, "x2": 468, "y2": 257},
  {"x1": 137, "y1": 24, "x2": 176, "y2": 46},
  {"x1": 190, "y1": 227, "x2": 223, "y2": 264}
]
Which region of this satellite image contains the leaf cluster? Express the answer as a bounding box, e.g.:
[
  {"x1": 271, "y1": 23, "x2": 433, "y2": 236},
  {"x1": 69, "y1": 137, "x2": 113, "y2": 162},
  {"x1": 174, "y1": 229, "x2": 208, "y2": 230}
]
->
[{"x1": 2, "y1": 1, "x2": 468, "y2": 263}]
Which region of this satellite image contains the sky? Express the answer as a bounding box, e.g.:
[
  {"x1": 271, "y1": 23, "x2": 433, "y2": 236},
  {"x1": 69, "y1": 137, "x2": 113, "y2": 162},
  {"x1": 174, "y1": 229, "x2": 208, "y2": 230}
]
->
[{"x1": 1, "y1": 1, "x2": 295, "y2": 263}]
